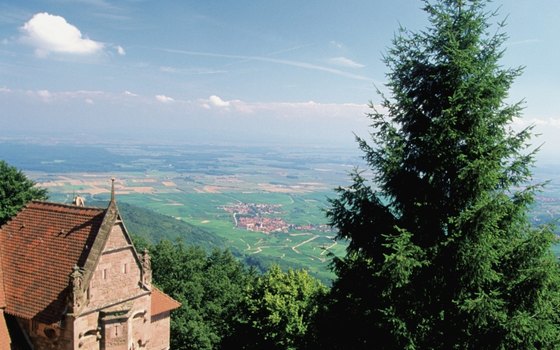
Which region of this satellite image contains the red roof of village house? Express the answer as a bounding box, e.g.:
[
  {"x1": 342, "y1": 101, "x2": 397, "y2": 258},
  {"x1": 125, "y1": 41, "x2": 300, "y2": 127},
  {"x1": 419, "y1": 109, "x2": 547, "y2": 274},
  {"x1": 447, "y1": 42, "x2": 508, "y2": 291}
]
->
[
  {"x1": 0, "y1": 201, "x2": 105, "y2": 323},
  {"x1": 151, "y1": 288, "x2": 181, "y2": 316}
]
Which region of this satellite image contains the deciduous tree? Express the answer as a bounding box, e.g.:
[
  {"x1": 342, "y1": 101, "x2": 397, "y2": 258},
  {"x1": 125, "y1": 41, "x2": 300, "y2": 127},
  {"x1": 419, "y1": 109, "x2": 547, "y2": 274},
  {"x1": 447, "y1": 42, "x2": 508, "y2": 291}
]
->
[
  {"x1": 229, "y1": 265, "x2": 326, "y2": 350},
  {"x1": 0, "y1": 160, "x2": 47, "y2": 225},
  {"x1": 149, "y1": 240, "x2": 256, "y2": 350}
]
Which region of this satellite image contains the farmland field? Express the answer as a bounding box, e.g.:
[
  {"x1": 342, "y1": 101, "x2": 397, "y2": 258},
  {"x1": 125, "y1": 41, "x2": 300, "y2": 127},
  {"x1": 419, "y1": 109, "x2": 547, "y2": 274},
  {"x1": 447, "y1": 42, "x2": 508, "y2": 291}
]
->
[
  {"x1": 3, "y1": 140, "x2": 560, "y2": 281},
  {"x1": 3, "y1": 141, "x2": 364, "y2": 281}
]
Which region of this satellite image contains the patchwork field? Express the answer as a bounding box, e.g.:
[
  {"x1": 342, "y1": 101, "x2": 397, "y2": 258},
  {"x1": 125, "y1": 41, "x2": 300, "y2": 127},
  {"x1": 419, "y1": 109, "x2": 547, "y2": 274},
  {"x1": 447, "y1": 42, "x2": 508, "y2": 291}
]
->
[
  {"x1": 6, "y1": 142, "x2": 363, "y2": 281},
  {"x1": 5, "y1": 141, "x2": 560, "y2": 281}
]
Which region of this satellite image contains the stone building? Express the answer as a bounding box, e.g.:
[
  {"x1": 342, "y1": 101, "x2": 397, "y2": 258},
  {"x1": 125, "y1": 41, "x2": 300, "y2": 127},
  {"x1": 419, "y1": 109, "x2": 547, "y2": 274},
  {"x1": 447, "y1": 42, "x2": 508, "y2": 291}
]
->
[{"x1": 0, "y1": 181, "x2": 180, "y2": 349}]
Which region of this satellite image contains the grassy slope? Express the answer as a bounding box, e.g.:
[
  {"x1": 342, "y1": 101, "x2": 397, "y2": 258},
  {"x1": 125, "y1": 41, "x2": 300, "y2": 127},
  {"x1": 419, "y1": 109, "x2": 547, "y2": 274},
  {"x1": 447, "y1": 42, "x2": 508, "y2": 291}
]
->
[{"x1": 116, "y1": 201, "x2": 228, "y2": 250}]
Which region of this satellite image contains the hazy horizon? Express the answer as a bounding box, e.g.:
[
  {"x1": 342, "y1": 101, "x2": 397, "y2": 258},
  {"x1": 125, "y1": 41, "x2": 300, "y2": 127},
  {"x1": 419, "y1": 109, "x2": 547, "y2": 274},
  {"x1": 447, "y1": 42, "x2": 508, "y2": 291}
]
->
[{"x1": 1, "y1": 1, "x2": 559, "y2": 162}]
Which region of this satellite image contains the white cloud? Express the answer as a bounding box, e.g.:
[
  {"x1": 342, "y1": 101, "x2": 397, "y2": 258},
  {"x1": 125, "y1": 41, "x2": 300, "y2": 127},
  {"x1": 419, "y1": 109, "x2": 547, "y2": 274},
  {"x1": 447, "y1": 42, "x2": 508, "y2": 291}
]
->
[
  {"x1": 20, "y1": 12, "x2": 104, "y2": 56},
  {"x1": 329, "y1": 57, "x2": 365, "y2": 69},
  {"x1": 116, "y1": 45, "x2": 125, "y2": 55},
  {"x1": 513, "y1": 116, "x2": 560, "y2": 129},
  {"x1": 200, "y1": 95, "x2": 237, "y2": 110},
  {"x1": 155, "y1": 94, "x2": 174, "y2": 103},
  {"x1": 0, "y1": 87, "x2": 11, "y2": 93},
  {"x1": 536, "y1": 118, "x2": 560, "y2": 128},
  {"x1": 208, "y1": 95, "x2": 230, "y2": 108},
  {"x1": 20, "y1": 89, "x2": 105, "y2": 103},
  {"x1": 197, "y1": 95, "x2": 369, "y2": 119},
  {"x1": 124, "y1": 90, "x2": 138, "y2": 97},
  {"x1": 36, "y1": 89, "x2": 52, "y2": 102}
]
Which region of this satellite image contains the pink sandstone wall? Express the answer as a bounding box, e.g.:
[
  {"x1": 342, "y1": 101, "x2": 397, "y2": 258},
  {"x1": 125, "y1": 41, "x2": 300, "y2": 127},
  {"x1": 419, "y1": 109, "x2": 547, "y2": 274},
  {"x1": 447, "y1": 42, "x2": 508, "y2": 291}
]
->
[
  {"x1": 25, "y1": 318, "x2": 73, "y2": 350},
  {"x1": 105, "y1": 223, "x2": 131, "y2": 250},
  {"x1": 86, "y1": 224, "x2": 143, "y2": 311},
  {"x1": 73, "y1": 311, "x2": 102, "y2": 349},
  {"x1": 149, "y1": 312, "x2": 172, "y2": 350},
  {"x1": 71, "y1": 222, "x2": 153, "y2": 349}
]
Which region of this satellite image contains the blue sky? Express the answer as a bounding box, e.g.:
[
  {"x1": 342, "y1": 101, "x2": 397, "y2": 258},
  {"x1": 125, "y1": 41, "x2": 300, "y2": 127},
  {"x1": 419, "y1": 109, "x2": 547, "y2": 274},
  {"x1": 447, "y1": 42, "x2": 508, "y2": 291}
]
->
[{"x1": 0, "y1": 0, "x2": 559, "y2": 158}]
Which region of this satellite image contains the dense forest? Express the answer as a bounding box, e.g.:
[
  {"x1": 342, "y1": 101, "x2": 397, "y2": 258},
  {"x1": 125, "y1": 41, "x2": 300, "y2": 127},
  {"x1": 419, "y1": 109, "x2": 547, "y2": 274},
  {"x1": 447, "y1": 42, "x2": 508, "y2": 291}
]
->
[
  {"x1": 3, "y1": 0, "x2": 560, "y2": 348},
  {"x1": 132, "y1": 238, "x2": 326, "y2": 350}
]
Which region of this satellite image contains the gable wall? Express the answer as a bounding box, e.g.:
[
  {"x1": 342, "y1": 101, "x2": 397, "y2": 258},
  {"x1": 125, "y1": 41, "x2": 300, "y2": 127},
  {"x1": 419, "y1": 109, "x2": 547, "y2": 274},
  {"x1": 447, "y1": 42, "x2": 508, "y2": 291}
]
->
[
  {"x1": 72, "y1": 219, "x2": 153, "y2": 349},
  {"x1": 86, "y1": 224, "x2": 143, "y2": 311},
  {"x1": 105, "y1": 222, "x2": 130, "y2": 250}
]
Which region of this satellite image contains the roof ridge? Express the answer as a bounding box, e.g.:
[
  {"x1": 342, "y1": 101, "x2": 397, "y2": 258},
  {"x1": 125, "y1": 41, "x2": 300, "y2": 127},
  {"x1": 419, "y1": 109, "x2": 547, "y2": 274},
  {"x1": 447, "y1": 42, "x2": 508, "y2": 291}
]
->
[
  {"x1": 80, "y1": 199, "x2": 119, "y2": 293},
  {"x1": 30, "y1": 200, "x2": 105, "y2": 211},
  {"x1": 0, "y1": 201, "x2": 104, "y2": 231}
]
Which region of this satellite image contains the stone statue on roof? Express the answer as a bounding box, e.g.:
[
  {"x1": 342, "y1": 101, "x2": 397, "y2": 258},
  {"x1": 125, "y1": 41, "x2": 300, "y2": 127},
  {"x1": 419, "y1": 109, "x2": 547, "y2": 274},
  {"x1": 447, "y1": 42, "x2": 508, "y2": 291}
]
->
[{"x1": 142, "y1": 249, "x2": 152, "y2": 286}]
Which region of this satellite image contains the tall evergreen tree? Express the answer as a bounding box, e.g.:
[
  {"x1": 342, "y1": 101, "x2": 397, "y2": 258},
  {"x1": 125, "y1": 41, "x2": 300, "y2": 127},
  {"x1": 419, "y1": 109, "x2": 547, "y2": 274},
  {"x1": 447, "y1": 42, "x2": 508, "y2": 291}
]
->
[{"x1": 322, "y1": 0, "x2": 560, "y2": 348}]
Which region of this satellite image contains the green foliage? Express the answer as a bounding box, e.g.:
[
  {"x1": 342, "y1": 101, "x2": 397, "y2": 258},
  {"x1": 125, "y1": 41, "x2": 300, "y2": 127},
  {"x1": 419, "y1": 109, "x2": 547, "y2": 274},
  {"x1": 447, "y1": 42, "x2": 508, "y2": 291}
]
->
[
  {"x1": 322, "y1": 0, "x2": 560, "y2": 348},
  {"x1": 147, "y1": 240, "x2": 256, "y2": 350},
  {"x1": 140, "y1": 239, "x2": 328, "y2": 349},
  {"x1": 228, "y1": 265, "x2": 327, "y2": 350},
  {"x1": 0, "y1": 160, "x2": 47, "y2": 225}
]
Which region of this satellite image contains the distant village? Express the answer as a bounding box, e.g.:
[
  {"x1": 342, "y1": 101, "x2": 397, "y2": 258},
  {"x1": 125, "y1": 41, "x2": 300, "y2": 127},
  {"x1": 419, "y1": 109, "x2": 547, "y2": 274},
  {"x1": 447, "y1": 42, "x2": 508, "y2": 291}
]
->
[{"x1": 220, "y1": 202, "x2": 333, "y2": 234}]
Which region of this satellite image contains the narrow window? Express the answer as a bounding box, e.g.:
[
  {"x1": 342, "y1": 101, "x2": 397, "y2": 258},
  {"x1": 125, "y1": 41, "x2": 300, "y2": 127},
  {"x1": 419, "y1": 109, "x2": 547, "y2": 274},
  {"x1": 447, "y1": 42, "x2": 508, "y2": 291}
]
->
[
  {"x1": 114, "y1": 324, "x2": 119, "y2": 337},
  {"x1": 102, "y1": 269, "x2": 107, "y2": 280},
  {"x1": 123, "y1": 263, "x2": 128, "y2": 274}
]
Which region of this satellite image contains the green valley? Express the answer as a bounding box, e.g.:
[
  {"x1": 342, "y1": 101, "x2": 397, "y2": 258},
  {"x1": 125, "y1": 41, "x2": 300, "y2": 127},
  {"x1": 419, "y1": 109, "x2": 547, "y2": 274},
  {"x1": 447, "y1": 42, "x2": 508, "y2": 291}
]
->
[{"x1": 3, "y1": 140, "x2": 560, "y2": 282}]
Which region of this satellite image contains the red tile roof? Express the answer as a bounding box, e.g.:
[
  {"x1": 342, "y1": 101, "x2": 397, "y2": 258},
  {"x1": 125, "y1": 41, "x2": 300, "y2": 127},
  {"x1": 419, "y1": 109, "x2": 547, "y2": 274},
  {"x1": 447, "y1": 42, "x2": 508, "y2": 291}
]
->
[
  {"x1": 151, "y1": 288, "x2": 181, "y2": 316},
  {"x1": 0, "y1": 201, "x2": 105, "y2": 323},
  {"x1": 0, "y1": 310, "x2": 10, "y2": 350}
]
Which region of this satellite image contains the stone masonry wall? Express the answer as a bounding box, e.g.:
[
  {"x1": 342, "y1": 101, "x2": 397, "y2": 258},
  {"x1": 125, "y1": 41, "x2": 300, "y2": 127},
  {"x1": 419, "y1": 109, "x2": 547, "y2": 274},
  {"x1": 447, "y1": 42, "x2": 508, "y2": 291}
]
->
[
  {"x1": 130, "y1": 299, "x2": 152, "y2": 349},
  {"x1": 27, "y1": 319, "x2": 71, "y2": 350},
  {"x1": 86, "y1": 224, "x2": 143, "y2": 311},
  {"x1": 149, "y1": 312, "x2": 171, "y2": 350},
  {"x1": 104, "y1": 224, "x2": 130, "y2": 250},
  {"x1": 71, "y1": 221, "x2": 153, "y2": 350},
  {"x1": 73, "y1": 311, "x2": 101, "y2": 350}
]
